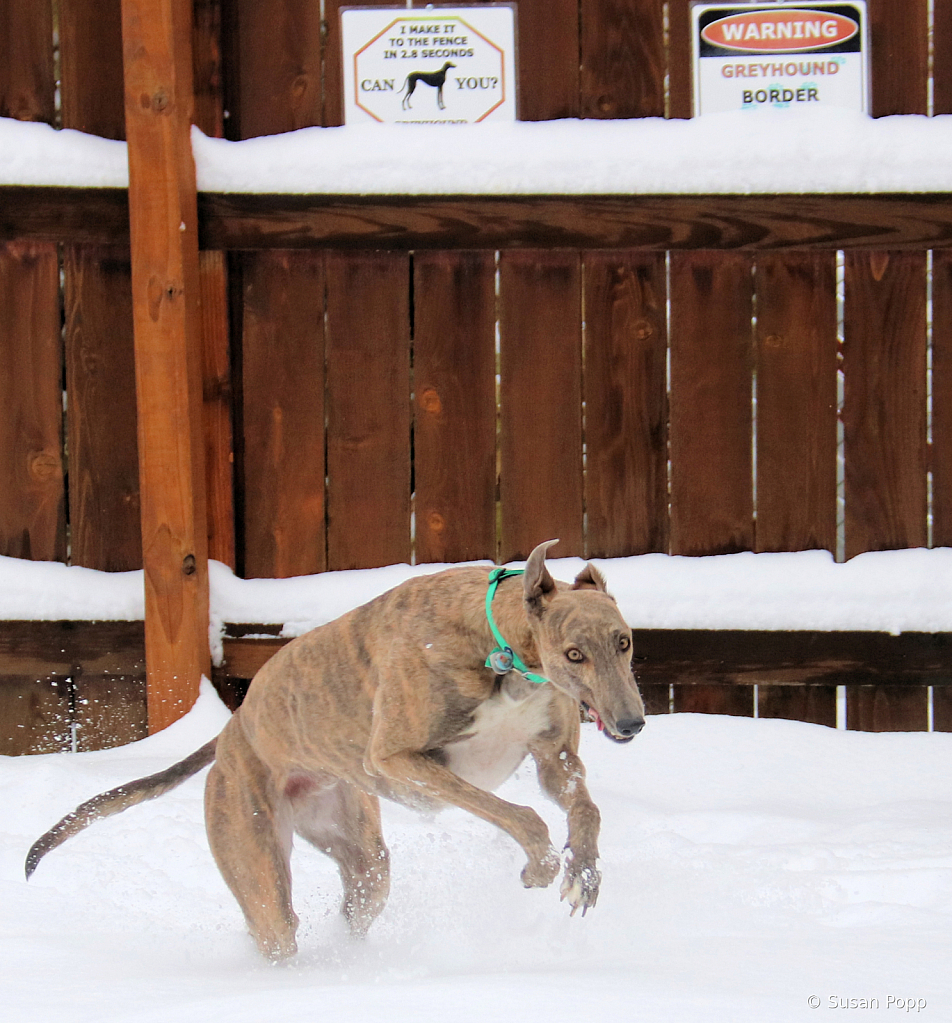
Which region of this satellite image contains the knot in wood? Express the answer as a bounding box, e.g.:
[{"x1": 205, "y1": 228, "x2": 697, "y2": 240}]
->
[
  {"x1": 182, "y1": 554, "x2": 197, "y2": 576},
  {"x1": 427, "y1": 511, "x2": 445, "y2": 533},
  {"x1": 419, "y1": 387, "x2": 442, "y2": 415},
  {"x1": 29, "y1": 449, "x2": 61, "y2": 482},
  {"x1": 152, "y1": 90, "x2": 170, "y2": 113},
  {"x1": 764, "y1": 333, "x2": 785, "y2": 350}
]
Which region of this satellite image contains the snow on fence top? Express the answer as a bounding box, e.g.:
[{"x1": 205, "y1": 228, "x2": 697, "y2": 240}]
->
[
  {"x1": 3, "y1": 547, "x2": 952, "y2": 637},
  {"x1": 5, "y1": 109, "x2": 952, "y2": 194}
]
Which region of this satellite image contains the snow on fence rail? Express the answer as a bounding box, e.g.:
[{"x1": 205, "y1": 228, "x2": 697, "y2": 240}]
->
[{"x1": 1, "y1": 0, "x2": 951, "y2": 748}]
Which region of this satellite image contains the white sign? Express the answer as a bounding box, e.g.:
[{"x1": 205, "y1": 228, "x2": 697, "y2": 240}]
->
[
  {"x1": 341, "y1": 5, "x2": 517, "y2": 124},
  {"x1": 691, "y1": 2, "x2": 868, "y2": 116}
]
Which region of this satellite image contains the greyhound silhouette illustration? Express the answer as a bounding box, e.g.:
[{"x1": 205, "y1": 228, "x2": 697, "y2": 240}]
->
[{"x1": 401, "y1": 61, "x2": 456, "y2": 110}]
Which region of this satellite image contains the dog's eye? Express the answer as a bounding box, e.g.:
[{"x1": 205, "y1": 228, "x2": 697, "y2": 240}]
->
[
  {"x1": 619, "y1": 635, "x2": 631, "y2": 652},
  {"x1": 566, "y1": 648, "x2": 585, "y2": 663}
]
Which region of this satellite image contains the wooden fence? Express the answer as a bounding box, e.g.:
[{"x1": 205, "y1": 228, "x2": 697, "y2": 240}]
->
[{"x1": 2, "y1": 0, "x2": 952, "y2": 752}]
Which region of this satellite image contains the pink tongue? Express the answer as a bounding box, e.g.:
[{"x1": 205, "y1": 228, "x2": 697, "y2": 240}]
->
[{"x1": 593, "y1": 710, "x2": 604, "y2": 731}]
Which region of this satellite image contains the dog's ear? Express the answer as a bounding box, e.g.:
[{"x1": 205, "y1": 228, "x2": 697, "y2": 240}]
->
[
  {"x1": 572, "y1": 563, "x2": 608, "y2": 593},
  {"x1": 523, "y1": 539, "x2": 559, "y2": 615}
]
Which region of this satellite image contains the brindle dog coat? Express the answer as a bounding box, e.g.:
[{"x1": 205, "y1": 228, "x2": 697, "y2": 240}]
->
[{"x1": 27, "y1": 541, "x2": 645, "y2": 959}]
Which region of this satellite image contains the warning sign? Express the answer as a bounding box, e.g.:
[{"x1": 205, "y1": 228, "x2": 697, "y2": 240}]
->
[
  {"x1": 341, "y1": 5, "x2": 517, "y2": 124},
  {"x1": 691, "y1": 2, "x2": 868, "y2": 116}
]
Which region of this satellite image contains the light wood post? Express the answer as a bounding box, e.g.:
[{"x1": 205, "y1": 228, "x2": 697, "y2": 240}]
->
[{"x1": 121, "y1": 0, "x2": 210, "y2": 732}]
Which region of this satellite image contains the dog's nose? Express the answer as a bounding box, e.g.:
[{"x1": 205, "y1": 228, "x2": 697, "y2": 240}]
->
[{"x1": 616, "y1": 717, "x2": 645, "y2": 737}]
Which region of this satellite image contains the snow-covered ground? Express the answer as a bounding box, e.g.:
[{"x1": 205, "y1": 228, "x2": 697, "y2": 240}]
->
[
  {"x1": 5, "y1": 108, "x2": 952, "y2": 194},
  {"x1": 2, "y1": 548, "x2": 951, "y2": 1021},
  {"x1": 2, "y1": 683, "x2": 949, "y2": 1022}
]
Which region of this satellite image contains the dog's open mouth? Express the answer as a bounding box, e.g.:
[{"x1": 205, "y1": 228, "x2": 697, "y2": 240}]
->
[{"x1": 581, "y1": 702, "x2": 635, "y2": 744}]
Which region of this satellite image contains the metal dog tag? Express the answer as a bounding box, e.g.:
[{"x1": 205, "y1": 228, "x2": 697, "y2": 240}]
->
[{"x1": 488, "y1": 647, "x2": 515, "y2": 675}]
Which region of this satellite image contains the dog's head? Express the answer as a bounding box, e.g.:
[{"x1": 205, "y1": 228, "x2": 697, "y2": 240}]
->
[{"x1": 523, "y1": 540, "x2": 645, "y2": 743}]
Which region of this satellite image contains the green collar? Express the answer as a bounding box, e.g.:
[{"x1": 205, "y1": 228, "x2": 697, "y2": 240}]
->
[{"x1": 484, "y1": 567, "x2": 549, "y2": 685}]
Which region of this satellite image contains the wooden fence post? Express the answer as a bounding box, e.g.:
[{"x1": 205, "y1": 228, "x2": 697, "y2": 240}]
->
[{"x1": 120, "y1": 0, "x2": 210, "y2": 732}]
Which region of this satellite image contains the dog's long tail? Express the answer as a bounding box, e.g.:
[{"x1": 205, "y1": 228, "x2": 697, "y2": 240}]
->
[{"x1": 25, "y1": 737, "x2": 218, "y2": 880}]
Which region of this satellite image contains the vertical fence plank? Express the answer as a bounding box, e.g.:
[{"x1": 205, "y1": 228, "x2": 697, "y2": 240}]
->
[
  {"x1": 867, "y1": 0, "x2": 928, "y2": 118},
  {"x1": 584, "y1": 251, "x2": 668, "y2": 558},
  {"x1": 63, "y1": 248, "x2": 141, "y2": 570},
  {"x1": 59, "y1": 0, "x2": 141, "y2": 573},
  {"x1": 326, "y1": 252, "x2": 411, "y2": 571},
  {"x1": 847, "y1": 686, "x2": 928, "y2": 732},
  {"x1": 414, "y1": 252, "x2": 497, "y2": 565},
  {"x1": 672, "y1": 684, "x2": 755, "y2": 717},
  {"x1": 669, "y1": 252, "x2": 754, "y2": 557},
  {"x1": 0, "y1": 0, "x2": 55, "y2": 123},
  {"x1": 511, "y1": 0, "x2": 579, "y2": 121},
  {"x1": 755, "y1": 253, "x2": 838, "y2": 554},
  {"x1": 241, "y1": 252, "x2": 326, "y2": 578},
  {"x1": 843, "y1": 252, "x2": 927, "y2": 559},
  {"x1": 0, "y1": 0, "x2": 63, "y2": 564},
  {"x1": 933, "y1": 253, "x2": 952, "y2": 548},
  {"x1": 580, "y1": 0, "x2": 665, "y2": 119},
  {"x1": 222, "y1": 0, "x2": 322, "y2": 138},
  {"x1": 498, "y1": 252, "x2": 583, "y2": 563},
  {"x1": 758, "y1": 686, "x2": 837, "y2": 728},
  {"x1": 0, "y1": 243, "x2": 65, "y2": 562},
  {"x1": 666, "y1": 0, "x2": 693, "y2": 119}
]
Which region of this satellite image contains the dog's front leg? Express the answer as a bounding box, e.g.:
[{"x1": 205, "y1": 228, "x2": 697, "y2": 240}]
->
[
  {"x1": 366, "y1": 746, "x2": 560, "y2": 888},
  {"x1": 530, "y1": 737, "x2": 601, "y2": 916}
]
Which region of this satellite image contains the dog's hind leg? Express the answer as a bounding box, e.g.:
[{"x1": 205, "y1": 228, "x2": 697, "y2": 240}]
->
[
  {"x1": 292, "y1": 782, "x2": 390, "y2": 937},
  {"x1": 204, "y1": 717, "x2": 299, "y2": 960}
]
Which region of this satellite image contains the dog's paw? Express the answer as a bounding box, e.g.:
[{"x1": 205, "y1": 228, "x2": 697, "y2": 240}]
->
[
  {"x1": 559, "y1": 856, "x2": 600, "y2": 917},
  {"x1": 521, "y1": 847, "x2": 561, "y2": 889}
]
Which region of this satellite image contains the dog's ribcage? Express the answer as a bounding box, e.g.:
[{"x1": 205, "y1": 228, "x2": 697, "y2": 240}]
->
[{"x1": 443, "y1": 686, "x2": 553, "y2": 792}]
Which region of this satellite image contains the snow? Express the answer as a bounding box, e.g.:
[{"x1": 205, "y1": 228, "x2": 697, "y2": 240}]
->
[
  {"x1": 2, "y1": 681, "x2": 950, "y2": 1022},
  {"x1": 6, "y1": 108, "x2": 952, "y2": 194},
  {"x1": 2, "y1": 548, "x2": 952, "y2": 1018}
]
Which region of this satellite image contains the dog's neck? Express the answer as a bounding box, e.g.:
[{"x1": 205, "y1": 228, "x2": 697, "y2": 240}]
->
[{"x1": 480, "y1": 574, "x2": 542, "y2": 672}]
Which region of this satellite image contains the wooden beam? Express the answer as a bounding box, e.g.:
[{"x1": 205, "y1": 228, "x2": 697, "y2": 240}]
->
[
  {"x1": 120, "y1": 0, "x2": 210, "y2": 732},
  {"x1": 5, "y1": 189, "x2": 952, "y2": 251}
]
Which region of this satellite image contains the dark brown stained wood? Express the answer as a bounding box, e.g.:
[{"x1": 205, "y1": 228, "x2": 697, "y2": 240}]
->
[
  {"x1": 935, "y1": 0, "x2": 952, "y2": 116},
  {"x1": 846, "y1": 685, "x2": 927, "y2": 732},
  {"x1": 13, "y1": 189, "x2": 952, "y2": 252},
  {"x1": 758, "y1": 685, "x2": 837, "y2": 728},
  {"x1": 413, "y1": 251, "x2": 497, "y2": 564},
  {"x1": 192, "y1": 5, "x2": 233, "y2": 568},
  {"x1": 935, "y1": 251, "x2": 952, "y2": 547},
  {"x1": 322, "y1": 0, "x2": 396, "y2": 127},
  {"x1": 669, "y1": 251, "x2": 754, "y2": 556},
  {"x1": 121, "y1": 0, "x2": 210, "y2": 732},
  {"x1": 241, "y1": 251, "x2": 326, "y2": 578},
  {"x1": 755, "y1": 253, "x2": 838, "y2": 553},
  {"x1": 498, "y1": 251, "x2": 583, "y2": 563},
  {"x1": 583, "y1": 251, "x2": 668, "y2": 558},
  {"x1": 673, "y1": 684, "x2": 754, "y2": 717},
  {"x1": 513, "y1": 0, "x2": 579, "y2": 121},
  {"x1": 0, "y1": 241, "x2": 66, "y2": 562},
  {"x1": 74, "y1": 676, "x2": 148, "y2": 751},
  {"x1": 59, "y1": 1, "x2": 140, "y2": 574},
  {"x1": 0, "y1": 0, "x2": 55, "y2": 123},
  {"x1": 638, "y1": 682, "x2": 670, "y2": 717},
  {"x1": 59, "y1": 0, "x2": 125, "y2": 139},
  {"x1": 630, "y1": 630, "x2": 952, "y2": 687},
  {"x1": 935, "y1": 688, "x2": 952, "y2": 733},
  {"x1": 63, "y1": 246, "x2": 142, "y2": 571},
  {"x1": 193, "y1": 0, "x2": 225, "y2": 138},
  {"x1": 200, "y1": 250, "x2": 236, "y2": 568},
  {"x1": 325, "y1": 251, "x2": 411, "y2": 571},
  {"x1": 665, "y1": 0, "x2": 692, "y2": 119},
  {"x1": 222, "y1": 0, "x2": 322, "y2": 138},
  {"x1": 0, "y1": 678, "x2": 71, "y2": 756},
  {"x1": 580, "y1": 0, "x2": 665, "y2": 119},
  {"x1": 842, "y1": 252, "x2": 927, "y2": 559},
  {"x1": 867, "y1": 0, "x2": 928, "y2": 118},
  {"x1": 0, "y1": 187, "x2": 130, "y2": 245}
]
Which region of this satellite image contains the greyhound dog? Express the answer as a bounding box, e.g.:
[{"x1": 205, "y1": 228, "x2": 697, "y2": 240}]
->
[
  {"x1": 26, "y1": 541, "x2": 645, "y2": 960},
  {"x1": 401, "y1": 61, "x2": 456, "y2": 110}
]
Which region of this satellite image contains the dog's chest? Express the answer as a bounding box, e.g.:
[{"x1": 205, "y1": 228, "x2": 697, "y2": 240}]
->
[{"x1": 443, "y1": 687, "x2": 552, "y2": 792}]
